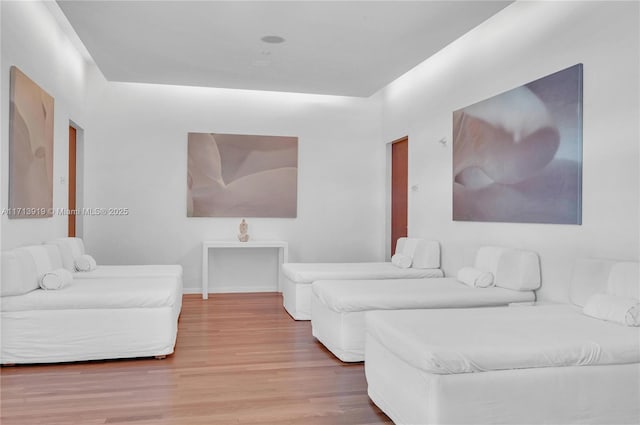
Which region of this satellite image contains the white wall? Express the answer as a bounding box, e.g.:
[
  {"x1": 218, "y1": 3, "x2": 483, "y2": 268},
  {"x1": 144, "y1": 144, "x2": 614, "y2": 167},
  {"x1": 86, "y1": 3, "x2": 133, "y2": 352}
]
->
[
  {"x1": 84, "y1": 83, "x2": 385, "y2": 292},
  {"x1": 377, "y1": 1, "x2": 639, "y2": 301},
  {"x1": 5, "y1": 1, "x2": 637, "y2": 299},
  {"x1": 0, "y1": 1, "x2": 99, "y2": 249}
]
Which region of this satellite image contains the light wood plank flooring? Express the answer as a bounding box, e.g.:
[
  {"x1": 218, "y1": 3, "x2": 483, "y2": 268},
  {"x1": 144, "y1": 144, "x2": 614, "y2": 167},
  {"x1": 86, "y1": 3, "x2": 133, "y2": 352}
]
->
[{"x1": 1, "y1": 293, "x2": 392, "y2": 425}]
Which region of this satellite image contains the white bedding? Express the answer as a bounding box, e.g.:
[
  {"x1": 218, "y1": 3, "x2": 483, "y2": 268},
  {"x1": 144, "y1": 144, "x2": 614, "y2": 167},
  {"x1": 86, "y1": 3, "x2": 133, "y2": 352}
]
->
[
  {"x1": 1, "y1": 240, "x2": 184, "y2": 364},
  {"x1": 312, "y1": 277, "x2": 533, "y2": 312},
  {"x1": 282, "y1": 262, "x2": 443, "y2": 320},
  {"x1": 1, "y1": 277, "x2": 181, "y2": 312},
  {"x1": 72, "y1": 264, "x2": 183, "y2": 279},
  {"x1": 364, "y1": 259, "x2": 640, "y2": 424},
  {"x1": 366, "y1": 332, "x2": 640, "y2": 425},
  {"x1": 366, "y1": 305, "x2": 640, "y2": 374},
  {"x1": 1, "y1": 307, "x2": 178, "y2": 364},
  {"x1": 311, "y1": 278, "x2": 534, "y2": 362},
  {"x1": 282, "y1": 262, "x2": 442, "y2": 283}
]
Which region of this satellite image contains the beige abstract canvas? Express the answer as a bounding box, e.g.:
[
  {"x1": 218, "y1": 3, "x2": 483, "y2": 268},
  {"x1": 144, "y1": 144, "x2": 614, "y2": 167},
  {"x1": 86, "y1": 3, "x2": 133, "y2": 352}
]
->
[
  {"x1": 188, "y1": 133, "x2": 298, "y2": 217},
  {"x1": 9, "y1": 66, "x2": 54, "y2": 218}
]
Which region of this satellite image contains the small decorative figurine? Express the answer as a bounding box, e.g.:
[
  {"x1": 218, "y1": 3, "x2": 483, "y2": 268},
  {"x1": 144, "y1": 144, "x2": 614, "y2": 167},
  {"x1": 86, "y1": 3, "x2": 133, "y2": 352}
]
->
[{"x1": 238, "y1": 219, "x2": 249, "y2": 242}]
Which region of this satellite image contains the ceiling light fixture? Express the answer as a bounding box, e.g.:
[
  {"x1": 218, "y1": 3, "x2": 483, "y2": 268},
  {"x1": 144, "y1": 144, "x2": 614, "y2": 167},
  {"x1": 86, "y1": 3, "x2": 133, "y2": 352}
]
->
[{"x1": 261, "y1": 35, "x2": 286, "y2": 44}]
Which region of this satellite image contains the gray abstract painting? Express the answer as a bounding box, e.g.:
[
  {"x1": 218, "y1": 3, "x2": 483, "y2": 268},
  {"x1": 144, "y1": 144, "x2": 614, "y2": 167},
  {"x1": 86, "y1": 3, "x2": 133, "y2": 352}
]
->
[{"x1": 453, "y1": 64, "x2": 583, "y2": 224}]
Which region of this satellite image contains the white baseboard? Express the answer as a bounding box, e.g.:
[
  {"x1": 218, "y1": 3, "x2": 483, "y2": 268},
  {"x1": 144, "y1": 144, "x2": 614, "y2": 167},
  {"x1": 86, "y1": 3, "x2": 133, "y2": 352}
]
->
[
  {"x1": 182, "y1": 288, "x2": 202, "y2": 294},
  {"x1": 209, "y1": 286, "x2": 277, "y2": 293},
  {"x1": 183, "y1": 286, "x2": 278, "y2": 294}
]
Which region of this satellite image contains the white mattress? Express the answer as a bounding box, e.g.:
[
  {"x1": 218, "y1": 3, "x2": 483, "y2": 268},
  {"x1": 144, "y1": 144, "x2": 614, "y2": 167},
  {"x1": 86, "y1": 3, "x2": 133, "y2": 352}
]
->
[
  {"x1": 311, "y1": 279, "x2": 534, "y2": 362},
  {"x1": 282, "y1": 262, "x2": 442, "y2": 283},
  {"x1": 1, "y1": 306, "x2": 178, "y2": 364},
  {"x1": 365, "y1": 332, "x2": 640, "y2": 425},
  {"x1": 1, "y1": 277, "x2": 181, "y2": 312},
  {"x1": 73, "y1": 264, "x2": 182, "y2": 279},
  {"x1": 312, "y1": 277, "x2": 534, "y2": 312},
  {"x1": 366, "y1": 305, "x2": 640, "y2": 374}
]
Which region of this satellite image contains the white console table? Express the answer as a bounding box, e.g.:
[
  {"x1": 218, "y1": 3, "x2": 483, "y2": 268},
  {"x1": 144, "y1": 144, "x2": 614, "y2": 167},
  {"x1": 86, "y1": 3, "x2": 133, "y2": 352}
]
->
[{"x1": 202, "y1": 240, "x2": 289, "y2": 299}]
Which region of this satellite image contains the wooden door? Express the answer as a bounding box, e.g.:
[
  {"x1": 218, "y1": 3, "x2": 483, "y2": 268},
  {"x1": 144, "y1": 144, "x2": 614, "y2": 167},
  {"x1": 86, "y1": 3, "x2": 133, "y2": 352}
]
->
[
  {"x1": 68, "y1": 126, "x2": 77, "y2": 237},
  {"x1": 391, "y1": 137, "x2": 408, "y2": 255}
]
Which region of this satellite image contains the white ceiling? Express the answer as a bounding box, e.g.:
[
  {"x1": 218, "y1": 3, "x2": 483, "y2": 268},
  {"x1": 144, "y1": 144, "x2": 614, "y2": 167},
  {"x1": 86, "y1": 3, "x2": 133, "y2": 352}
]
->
[{"x1": 57, "y1": 1, "x2": 512, "y2": 97}]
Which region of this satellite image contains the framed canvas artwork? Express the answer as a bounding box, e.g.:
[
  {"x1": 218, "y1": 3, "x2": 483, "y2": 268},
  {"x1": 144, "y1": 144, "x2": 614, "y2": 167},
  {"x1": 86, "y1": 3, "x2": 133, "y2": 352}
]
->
[
  {"x1": 187, "y1": 132, "x2": 298, "y2": 218},
  {"x1": 452, "y1": 64, "x2": 583, "y2": 224},
  {"x1": 9, "y1": 66, "x2": 55, "y2": 218}
]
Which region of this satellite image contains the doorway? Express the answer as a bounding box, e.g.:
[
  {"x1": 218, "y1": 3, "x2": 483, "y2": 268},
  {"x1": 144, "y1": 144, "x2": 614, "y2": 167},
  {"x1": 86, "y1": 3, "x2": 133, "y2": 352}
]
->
[
  {"x1": 68, "y1": 126, "x2": 77, "y2": 237},
  {"x1": 390, "y1": 136, "x2": 408, "y2": 255},
  {"x1": 68, "y1": 124, "x2": 83, "y2": 237}
]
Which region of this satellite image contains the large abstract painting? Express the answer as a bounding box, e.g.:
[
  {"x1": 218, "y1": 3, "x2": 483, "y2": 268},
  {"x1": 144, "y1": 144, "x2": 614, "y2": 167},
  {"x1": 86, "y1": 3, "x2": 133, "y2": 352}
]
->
[
  {"x1": 188, "y1": 133, "x2": 298, "y2": 217},
  {"x1": 453, "y1": 64, "x2": 583, "y2": 224},
  {"x1": 9, "y1": 66, "x2": 54, "y2": 218}
]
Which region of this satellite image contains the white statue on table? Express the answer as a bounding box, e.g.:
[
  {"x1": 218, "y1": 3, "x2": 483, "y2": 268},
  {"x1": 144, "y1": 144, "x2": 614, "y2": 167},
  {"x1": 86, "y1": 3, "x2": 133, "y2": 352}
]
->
[{"x1": 238, "y1": 219, "x2": 249, "y2": 242}]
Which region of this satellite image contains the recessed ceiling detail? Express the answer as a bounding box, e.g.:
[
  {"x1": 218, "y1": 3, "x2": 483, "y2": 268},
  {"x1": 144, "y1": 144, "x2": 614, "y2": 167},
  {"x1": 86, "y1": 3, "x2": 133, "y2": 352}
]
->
[{"x1": 57, "y1": 1, "x2": 513, "y2": 97}]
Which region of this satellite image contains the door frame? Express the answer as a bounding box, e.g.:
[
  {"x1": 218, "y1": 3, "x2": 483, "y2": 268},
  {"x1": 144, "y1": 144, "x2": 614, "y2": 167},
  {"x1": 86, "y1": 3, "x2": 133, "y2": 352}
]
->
[
  {"x1": 68, "y1": 126, "x2": 77, "y2": 236},
  {"x1": 68, "y1": 122, "x2": 84, "y2": 237},
  {"x1": 386, "y1": 136, "x2": 409, "y2": 259}
]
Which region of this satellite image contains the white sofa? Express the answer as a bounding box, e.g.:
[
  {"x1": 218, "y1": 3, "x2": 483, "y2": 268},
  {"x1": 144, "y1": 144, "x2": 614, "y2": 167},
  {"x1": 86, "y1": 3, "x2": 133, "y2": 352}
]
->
[
  {"x1": 1, "y1": 243, "x2": 183, "y2": 365},
  {"x1": 281, "y1": 238, "x2": 444, "y2": 320}
]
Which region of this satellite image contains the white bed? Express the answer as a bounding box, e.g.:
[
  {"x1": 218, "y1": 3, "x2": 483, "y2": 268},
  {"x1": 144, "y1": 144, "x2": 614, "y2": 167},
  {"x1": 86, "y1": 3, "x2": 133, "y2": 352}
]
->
[
  {"x1": 312, "y1": 279, "x2": 534, "y2": 362},
  {"x1": 364, "y1": 259, "x2": 640, "y2": 424},
  {"x1": 1, "y1": 276, "x2": 182, "y2": 313},
  {"x1": 1, "y1": 244, "x2": 182, "y2": 364},
  {"x1": 1, "y1": 277, "x2": 181, "y2": 364},
  {"x1": 311, "y1": 246, "x2": 540, "y2": 362},
  {"x1": 50, "y1": 237, "x2": 182, "y2": 279},
  {"x1": 282, "y1": 238, "x2": 443, "y2": 320}
]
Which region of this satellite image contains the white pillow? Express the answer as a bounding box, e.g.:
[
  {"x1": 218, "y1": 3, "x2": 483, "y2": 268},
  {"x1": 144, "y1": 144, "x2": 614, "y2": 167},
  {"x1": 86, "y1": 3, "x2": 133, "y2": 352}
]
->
[
  {"x1": 395, "y1": 238, "x2": 408, "y2": 255},
  {"x1": 19, "y1": 246, "x2": 55, "y2": 277},
  {"x1": 400, "y1": 238, "x2": 420, "y2": 258},
  {"x1": 494, "y1": 249, "x2": 541, "y2": 291},
  {"x1": 50, "y1": 238, "x2": 86, "y2": 271},
  {"x1": 40, "y1": 268, "x2": 73, "y2": 290},
  {"x1": 474, "y1": 246, "x2": 504, "y2": 276},
  {"x1": 391, "y1": 253, "x2": 412, "y2": 269},
  {"x1": 412, "y1": 240, "x2": 440, "y2": 269},
  {"x1": 12, "y1": 249, "x2": 40, "y2": 294},
  {"x1": 583, "y1": 293, "x2": 640, "y2": 326},
  {"x1": 457, "y1": 267, "x2": 494, "y2": 288},
  {"x1": 75, "y1": 254, "x2": 97, "y2": 272},
  {"x1": 607, "y1": 262, "x2": 639, "y2": 300},
  {"x1": 1, "y1": 252, "x2": 24, "y2": 296},
  {"x1": 569, "y1": 259, "x2": 616, "y2": 307}
]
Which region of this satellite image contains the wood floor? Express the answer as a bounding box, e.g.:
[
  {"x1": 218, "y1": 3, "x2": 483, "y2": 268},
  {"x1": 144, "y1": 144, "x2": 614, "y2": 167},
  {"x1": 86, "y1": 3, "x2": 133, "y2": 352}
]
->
[{"x1": 1, "y1": 293, "x2": 392, "y2": 425}]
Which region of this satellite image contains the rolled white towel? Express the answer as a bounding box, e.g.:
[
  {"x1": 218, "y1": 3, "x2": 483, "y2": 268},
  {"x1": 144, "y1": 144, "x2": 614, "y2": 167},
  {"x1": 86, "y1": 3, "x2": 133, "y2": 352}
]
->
[
  {"x1": 457, "y1": 267, "x2": 495, "y2": 288},
  {"x1": 391, "y1": 253, "x2": 412, "y2": 269},
  {"x1": 40, "y1": 268, "x2": 73, "y2": 290},
  {"x1": 74, "y1": 254, "x2": 97, "y2": 272},
  {"x1": 583, "y1": 293, "x2": 640, "y2": 326}
]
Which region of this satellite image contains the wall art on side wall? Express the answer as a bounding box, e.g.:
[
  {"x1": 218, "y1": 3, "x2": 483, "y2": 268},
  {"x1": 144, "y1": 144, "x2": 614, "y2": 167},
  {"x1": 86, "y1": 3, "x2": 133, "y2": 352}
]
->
[
  {"x1": 452, "y1": 63, "x2": 583, "y2": 224},
  {"x1": 9, "y1": 66, "x2": 55, "y2": 218},
  {"x1": 187, "y1": 133, "x2": 298, "y2": 217}
]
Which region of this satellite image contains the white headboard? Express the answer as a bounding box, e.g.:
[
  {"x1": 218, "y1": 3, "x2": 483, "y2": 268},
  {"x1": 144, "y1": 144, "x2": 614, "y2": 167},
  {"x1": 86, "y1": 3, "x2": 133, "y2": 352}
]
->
[
  {"x1": 474, "y1": 246, "x2": 541, "y2": 291},
  {"x1": 569, "y1": 258, "x2": 616, "y2": 307}
]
